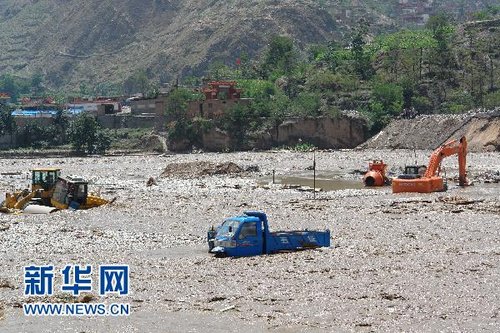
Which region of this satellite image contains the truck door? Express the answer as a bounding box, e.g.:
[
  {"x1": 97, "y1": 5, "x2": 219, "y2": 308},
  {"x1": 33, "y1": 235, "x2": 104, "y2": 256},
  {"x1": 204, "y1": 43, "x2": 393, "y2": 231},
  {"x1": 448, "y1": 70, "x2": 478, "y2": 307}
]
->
[{"x1": 236, "y1": 221, "x2": 262, "y2": 256}]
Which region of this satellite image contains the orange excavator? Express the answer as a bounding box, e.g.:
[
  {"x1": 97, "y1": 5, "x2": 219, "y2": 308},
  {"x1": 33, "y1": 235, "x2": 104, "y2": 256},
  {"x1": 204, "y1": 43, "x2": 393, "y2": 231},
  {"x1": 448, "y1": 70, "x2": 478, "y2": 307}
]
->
[{"x1": 392, "y1": 136, "x2": 469, "y2": 193}]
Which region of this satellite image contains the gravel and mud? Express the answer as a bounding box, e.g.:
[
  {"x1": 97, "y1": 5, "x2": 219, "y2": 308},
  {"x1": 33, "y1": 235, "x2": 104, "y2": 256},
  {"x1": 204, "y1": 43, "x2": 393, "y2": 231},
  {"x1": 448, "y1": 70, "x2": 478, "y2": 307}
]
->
[{"x1": 0, "y1": 150, "x2": 499, "y2": 332}]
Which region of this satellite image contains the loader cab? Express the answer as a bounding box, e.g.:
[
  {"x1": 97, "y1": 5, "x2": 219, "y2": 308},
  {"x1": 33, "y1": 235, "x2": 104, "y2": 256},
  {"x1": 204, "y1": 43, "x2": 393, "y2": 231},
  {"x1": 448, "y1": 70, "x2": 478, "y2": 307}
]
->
[
  {"x1": 31, "y1": 168, "x2": 61, "y2": 204},
  {"x1": 31, "y1": 168, "x2": 61, "y2": 191},
  {"x1": 51, "y1": 176, "x2": 89, "y2": 209}
]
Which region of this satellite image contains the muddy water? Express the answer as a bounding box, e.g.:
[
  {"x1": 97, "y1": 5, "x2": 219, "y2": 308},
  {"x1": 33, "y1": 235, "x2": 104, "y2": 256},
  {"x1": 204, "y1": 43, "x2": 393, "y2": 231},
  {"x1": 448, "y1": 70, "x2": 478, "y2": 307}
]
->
[{"x1": 259, "y1": 170, "x2": 365, "y2": 191}]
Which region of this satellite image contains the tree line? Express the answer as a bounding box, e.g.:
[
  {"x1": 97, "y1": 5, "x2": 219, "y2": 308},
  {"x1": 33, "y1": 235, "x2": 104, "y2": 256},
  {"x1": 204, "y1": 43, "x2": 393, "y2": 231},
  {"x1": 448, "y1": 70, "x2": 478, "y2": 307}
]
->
[
  {"x1": 164, "y1": 13, "x2": 499, "y2": 147},
  {"x1": 0, "y1": 105, "x2": 110, "y2": 154}
]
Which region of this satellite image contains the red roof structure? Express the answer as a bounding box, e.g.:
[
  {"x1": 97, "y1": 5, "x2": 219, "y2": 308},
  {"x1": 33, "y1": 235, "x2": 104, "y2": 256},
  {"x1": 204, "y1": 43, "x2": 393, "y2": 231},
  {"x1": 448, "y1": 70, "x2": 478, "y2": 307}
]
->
[{"x1": 202, "y1": 81, "x2": 242, "y2": 100}]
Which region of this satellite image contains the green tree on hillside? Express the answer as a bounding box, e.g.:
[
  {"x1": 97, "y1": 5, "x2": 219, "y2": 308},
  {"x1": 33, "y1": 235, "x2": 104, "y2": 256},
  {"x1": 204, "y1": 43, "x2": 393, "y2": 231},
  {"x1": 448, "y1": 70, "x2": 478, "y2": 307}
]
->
[
  {"x1": 473, "y1": 5, "x2": 500, "y2": 20},
  {"x1": 0, "y1": 105, "x2": 16, "y2": 137},
  {"x1": 237, "y1": 79, "x2": 275, "y2": 99},
  {"x1": 365, "y1": 82, "x2": 404, "y2": 133},
  {"x1": 351, "y1": 19, "x2": 374, "y2": 80},
  {"x1": 123, "y1": 70, "x2": 158, "y2": 97},
  {"x1": 53, "y1": 110, "x2": 70, "y2": 144},
  {"x1": 459, "y1": 21, "x2": 500, "y2": 108},
  {"x1": 67, "y1": 113, "x2": 110, "y2": 154},
  {"x1": 374, "y1": 30, "x2": 437, "y2": 83},
  {"x1": 208, "y1": 62, "x2": 239, "y2": 81},
  {"x1": 427, "y1": 14, "x2": 456, "y2": 74},
  {"x1": 18, "y1": 123, "x2": 58, "y2": 148},
  {"x1": 0, "y1": 74, "x2": 30, "y2": 102},
  {"x1": 220, "y1": 104, "x2": 255, "y2": 148},
  {"x1": 31, "y1": 72, "x2": 44, "y2": 96},
  {"x1": 261, "y1": 36, "x2": 297, "y2": 79},
  {"x1": 164, "y1": 88, "x2": 199, "y2": 143}
]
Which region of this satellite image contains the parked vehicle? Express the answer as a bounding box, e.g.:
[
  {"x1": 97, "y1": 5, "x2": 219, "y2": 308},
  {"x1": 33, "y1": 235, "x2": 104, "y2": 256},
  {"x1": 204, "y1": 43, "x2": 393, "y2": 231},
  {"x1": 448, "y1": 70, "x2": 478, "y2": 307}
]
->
[{"x1": 207, "y1": 211, "x2": 330, "y2": 257}]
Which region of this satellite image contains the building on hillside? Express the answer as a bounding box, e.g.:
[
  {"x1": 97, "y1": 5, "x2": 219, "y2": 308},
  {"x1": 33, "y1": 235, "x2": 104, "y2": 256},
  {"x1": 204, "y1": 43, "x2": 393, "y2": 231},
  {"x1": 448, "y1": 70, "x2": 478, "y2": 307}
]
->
[
  {"x1": 0, "y1": 93, "x2": 11, "y2": 105},
  {"x1": 395, "y1": 0, "x2": 494, "y2": 25},
  {"x1": 12, "y1": 95, "x2": 62, "y2": 126},
  {"x1": 128, "y1": 95, "x2": 167, "y2": 117},
  {"x1": 68, "y1": 97, "x2": 122, "y2": 116},
  {"x1": 20, "y1": 96, "x2": 57, "y2": 106},
  {"x1": 11, "y1": 109, "x2": 58, "y2": 127},
  {"x1": 186, "y1": 81, "x2": 251, "y2": 119},
  {"x1": 396, "y1": 0, "x2": 433, "y2": 26}
]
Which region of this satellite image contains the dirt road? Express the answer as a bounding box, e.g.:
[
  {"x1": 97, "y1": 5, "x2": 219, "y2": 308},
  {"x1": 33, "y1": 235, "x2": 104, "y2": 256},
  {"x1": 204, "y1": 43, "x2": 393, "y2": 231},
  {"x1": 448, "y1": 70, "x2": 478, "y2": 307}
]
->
[{"x1": 0, "y1": 150, "x2": 499, "y2": 332}]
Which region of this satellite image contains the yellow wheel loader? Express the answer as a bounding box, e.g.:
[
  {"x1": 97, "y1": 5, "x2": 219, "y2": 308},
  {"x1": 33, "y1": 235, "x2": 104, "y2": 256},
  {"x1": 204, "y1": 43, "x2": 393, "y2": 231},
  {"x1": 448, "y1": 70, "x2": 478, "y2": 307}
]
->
[
  {"x1": 51, "y1": 175, "x2": 110, "y2": 210},
  {"x1": 2, "y1": 168, "x2": 112, "y2": 213},
  {"x1": 4, "y1": 168, "x2": 60, "y2": 209}
]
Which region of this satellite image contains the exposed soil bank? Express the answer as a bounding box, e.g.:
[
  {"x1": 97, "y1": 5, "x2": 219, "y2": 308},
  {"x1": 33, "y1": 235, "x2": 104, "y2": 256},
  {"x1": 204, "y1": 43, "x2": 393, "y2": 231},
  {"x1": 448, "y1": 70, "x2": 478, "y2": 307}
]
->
[
  {"x1": 359, "y1": 110, "x2": 500, "y2": 151},
  {"x1": 174, "y1": 115, "x2": 368, "y2": 152}
]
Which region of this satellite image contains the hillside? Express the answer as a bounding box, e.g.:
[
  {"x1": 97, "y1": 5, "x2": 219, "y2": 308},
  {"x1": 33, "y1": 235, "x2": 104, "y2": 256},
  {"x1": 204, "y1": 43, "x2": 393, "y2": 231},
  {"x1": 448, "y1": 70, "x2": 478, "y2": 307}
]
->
[{"x1": 0, "y1": 0, "x2": 497, "y2": 90}]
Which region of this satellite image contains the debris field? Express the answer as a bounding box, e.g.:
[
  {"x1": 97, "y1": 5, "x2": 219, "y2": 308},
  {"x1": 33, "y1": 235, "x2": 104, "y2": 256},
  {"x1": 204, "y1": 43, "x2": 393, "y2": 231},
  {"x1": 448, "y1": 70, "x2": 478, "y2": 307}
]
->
[{"x1": 0, "y1": 150, "x2": 499, "y2": 332}]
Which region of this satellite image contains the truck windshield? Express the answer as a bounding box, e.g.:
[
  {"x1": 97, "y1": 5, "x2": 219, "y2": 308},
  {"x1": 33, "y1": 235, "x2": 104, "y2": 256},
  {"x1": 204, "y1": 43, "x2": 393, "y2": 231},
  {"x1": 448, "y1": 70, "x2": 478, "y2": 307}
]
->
[{"x1": 217, "y1": 220, "x2": 241, "y2": 238}]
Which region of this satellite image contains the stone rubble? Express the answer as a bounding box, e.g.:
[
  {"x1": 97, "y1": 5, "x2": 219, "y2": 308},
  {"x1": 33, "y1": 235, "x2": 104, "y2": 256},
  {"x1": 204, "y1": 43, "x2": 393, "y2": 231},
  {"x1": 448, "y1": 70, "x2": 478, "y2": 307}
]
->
[{"x1": 0, "y1": 150, "x2": 498, "y2": 332}]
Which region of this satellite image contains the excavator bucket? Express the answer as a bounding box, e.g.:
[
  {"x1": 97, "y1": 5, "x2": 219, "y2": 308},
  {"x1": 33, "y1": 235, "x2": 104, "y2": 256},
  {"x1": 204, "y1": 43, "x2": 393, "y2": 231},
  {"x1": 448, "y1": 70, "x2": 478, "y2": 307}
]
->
[{"x1": 4, "y1": 192, "x2": 19, "y2": 209}]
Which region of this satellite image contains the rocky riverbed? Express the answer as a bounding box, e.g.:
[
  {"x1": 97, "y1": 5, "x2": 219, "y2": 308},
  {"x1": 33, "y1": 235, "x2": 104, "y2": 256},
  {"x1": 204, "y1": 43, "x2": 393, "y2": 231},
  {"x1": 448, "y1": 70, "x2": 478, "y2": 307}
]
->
[{"x1": 0, "y1": 150, "x2": 499, "y2": 332}]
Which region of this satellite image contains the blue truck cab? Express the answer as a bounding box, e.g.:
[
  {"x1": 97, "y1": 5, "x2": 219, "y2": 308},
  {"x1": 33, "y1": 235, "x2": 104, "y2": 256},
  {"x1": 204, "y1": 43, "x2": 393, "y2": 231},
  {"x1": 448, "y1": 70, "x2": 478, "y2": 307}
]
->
[{"x1": 207, "y1": 211, "x2": 330, "y2": 257}]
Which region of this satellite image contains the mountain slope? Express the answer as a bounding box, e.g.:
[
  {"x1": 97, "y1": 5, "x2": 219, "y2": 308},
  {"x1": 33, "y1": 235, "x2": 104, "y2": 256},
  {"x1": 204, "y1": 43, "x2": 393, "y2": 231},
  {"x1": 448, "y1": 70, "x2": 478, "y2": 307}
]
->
[{"x1": 0, "y1": 0, "x2": 497, "y2": 90}]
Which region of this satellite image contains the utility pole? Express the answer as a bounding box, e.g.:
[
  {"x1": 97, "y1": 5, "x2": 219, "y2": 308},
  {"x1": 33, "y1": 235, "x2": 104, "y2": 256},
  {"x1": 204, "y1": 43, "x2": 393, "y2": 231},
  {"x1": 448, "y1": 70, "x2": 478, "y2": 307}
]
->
[{"x1": 313, "y1": 150, "x2": 316, "y2": 200}]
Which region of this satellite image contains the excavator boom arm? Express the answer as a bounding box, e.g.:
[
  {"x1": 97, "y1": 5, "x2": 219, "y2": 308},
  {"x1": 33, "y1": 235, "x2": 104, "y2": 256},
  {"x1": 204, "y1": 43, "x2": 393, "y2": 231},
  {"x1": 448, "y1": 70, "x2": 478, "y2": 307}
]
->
[
  {"x1": 423, "y1": 136, "x2": 468, "y2": 185},
  {"x1": 457, "y1": 137, "x2": 467, "y2": 186}
]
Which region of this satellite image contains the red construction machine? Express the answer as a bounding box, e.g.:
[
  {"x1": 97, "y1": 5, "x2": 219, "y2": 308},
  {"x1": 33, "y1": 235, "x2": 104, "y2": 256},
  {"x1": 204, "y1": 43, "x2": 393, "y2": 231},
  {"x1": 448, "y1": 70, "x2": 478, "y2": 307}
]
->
[
  {"x1": 392, "y1": 136, "x2": 469, "y2": 193},
  {"x1": 363, "y1": 160, "x2": 390, "y2": 187}
]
